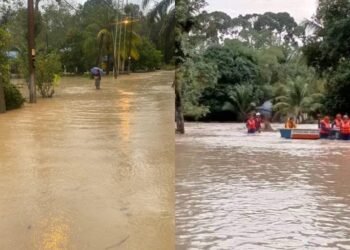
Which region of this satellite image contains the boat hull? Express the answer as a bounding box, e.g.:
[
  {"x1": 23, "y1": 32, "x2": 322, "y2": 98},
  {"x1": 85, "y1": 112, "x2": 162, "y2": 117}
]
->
[
  {"x1": 280, "y1": 128, "x2": 350, "y2": 140},
  {"x1": 280, "y1": 129, "x2": 320, "y2": 140}
]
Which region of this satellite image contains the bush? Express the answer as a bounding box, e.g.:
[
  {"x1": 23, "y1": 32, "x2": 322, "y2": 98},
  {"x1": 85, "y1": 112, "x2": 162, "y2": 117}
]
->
[
  {"x1": 132, "y1": 38, "x2": 163, "y2": 71},
  {"x1": 36, "y1": 53, "x2": 61, "y2": 98},
  {"x1": 323, "y1": 60, "x2": 350, "y2": 115},
  {"x1": 4, "y1": 83, "x2": 24, "y2": 110}
]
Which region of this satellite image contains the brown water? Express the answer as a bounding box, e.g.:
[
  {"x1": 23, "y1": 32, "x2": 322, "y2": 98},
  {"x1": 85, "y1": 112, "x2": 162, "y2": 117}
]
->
[
  {"x1": 176, "y1": 123, "x2": 350, "y2": 250},
  {"x1": 0, "y1": 71, "x2": 175, "y2": 250}
]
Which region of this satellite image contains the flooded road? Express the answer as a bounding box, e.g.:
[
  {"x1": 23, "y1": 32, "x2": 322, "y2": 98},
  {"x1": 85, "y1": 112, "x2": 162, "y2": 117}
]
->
[
  {"x1": 176, "y1": 123, "x2": 350, "y2": 249},
  {"x1": 0, "y1": 71, "x2": 174, "y2": 250}
]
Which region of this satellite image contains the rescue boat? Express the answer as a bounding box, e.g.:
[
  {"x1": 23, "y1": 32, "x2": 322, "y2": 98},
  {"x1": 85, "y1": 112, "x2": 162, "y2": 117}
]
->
[{"x1": 279, "y1": 129, "x2": 320, "y2": 140}]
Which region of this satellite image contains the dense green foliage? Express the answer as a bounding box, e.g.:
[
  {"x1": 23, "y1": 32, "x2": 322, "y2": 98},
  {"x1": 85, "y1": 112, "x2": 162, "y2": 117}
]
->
[
  {"x1": 274, "y1": 77, "x2": 324, "y2": 119},
  {"x1": 36, "y1": 53, "x2": 61, "y2": 98},
  {"x1": 173, "y1": 0, "x2": 350, "y2": 129},
  {"x1": 0, "y1": 26, "x2": 24, "y2": 110},
  {"x1": 303, "y1": 0, "x2": 350, "y2": 115},
  {"x1": 142, "y1": 0, "x2": 175, "y2": 64},
  {"x1": 175, "y1": 0, "x2": 210, "y2": 127},
  {"x1": 0, "y1": 0, "x2": 172, "y2": 77},
  {"x1": 0, "y1": 27, "x2": 10, "y2": 84},
  {"x1": 0, "y1": 0, "x2": 173, "y2": 111},
  {"x1": 179, "y1": 7, "x2": 330, "y2": 122},
  {"x1": 132, "y1": 38, "x2": 163, "y2": 71},
  {"x1": 3, "y1": 83, "x2": 25, "y2": 110}
]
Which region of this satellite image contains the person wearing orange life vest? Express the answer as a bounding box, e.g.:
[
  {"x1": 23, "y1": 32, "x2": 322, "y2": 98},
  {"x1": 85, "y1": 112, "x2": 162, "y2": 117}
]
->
[
  {"x1": 340, "y1": 115, "x2": 350, "y2": 140},
  {"x1": 285, "y1": 117, "x2": 297, "y2": 129},
  {"x1": 332, "y1": 113, "x2": 343, "y2": 129},
  {"x1": 246, "y1": 114, "x2": 257, "y2": 134},
  {"x1": 320, "y1": 116, "x2": 331, "y2": 139}
]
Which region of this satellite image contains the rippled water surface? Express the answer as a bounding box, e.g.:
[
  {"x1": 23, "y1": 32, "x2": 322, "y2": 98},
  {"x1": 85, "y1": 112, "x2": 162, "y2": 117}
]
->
[
  {"x1": 176, "y1": 123, "x2": 350, "y2": 250},
  {"x1": 0, "y1": 72, "x2": 174, "y2": 250}
]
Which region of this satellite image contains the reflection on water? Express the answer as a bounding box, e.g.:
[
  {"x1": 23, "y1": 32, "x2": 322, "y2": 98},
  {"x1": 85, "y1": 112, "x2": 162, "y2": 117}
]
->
[
  {"x1": 176, "y1": 123, "x2": 350, "y2": 249},
  {"x1": 35, "y1": 216, "x2": 70, "y2": 250},
  {"x1": 0, "y1": 71, "x2": 175, "y2": 250}
]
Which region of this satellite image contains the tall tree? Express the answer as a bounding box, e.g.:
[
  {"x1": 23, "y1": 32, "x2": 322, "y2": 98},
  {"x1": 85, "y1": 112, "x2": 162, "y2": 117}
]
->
[
  {"x1": 175, "y1": 0, "x2": 207, "y2": 133},
  {"x1": 303, "y1": 0, "x2": 350, "y2": 114},
  {"x1": 142, "y1": 0, "x2": 175, "y2": 63},
  {"x1": 0, "y1": 27, "x2": 10, "y2": 113}
]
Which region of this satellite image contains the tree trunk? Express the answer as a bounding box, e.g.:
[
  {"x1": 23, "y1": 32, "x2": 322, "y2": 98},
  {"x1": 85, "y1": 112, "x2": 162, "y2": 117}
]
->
[
  {"x1": 35, "y1": 0, "x2": 40, "y2": 12},
  {"x1": 0, "y1": 77, "x2": 6, "y2": 113},
  {"x1": 175, "y1": 76, "x2": 185, "y2": 134},
  {"x1": 106, "y1": 54, "x2": 110, "y2": 75},
  {"x1": 121, "y1": 59, "x2": 125, "y2": 73}
]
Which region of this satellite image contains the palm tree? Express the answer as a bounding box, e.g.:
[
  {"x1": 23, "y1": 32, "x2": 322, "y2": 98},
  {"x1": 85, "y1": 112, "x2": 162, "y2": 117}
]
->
[
  {"x1": 142, "y1": 0, "x2": 175, "y2": 63},
  {"x1": 228, "y1": 84, "x2": 256, "y2": 121},
  {"x1": 97, "y1": 28, "x2": 113, "y2": 74},
  {"x1": 97, "y1": 25, "x2": 140, "y2": 74},
  {"x1": 274, "y1": 77, "x2": 324, "y2": 122}
]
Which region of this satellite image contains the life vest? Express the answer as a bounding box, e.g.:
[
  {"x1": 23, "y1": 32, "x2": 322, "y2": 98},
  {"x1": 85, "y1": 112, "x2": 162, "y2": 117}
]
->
[
  {"x1": 285, "y1": 120, "x2": 296, "y2": 129},
  {"x1": 246, "y1": 119, "x2": 256, "y2": 130},
  {"x1": 334, "y1": 119, "x2": 342, "y2": 128},
  {"x1": 340, "y1": 120, "x2": 350, "y2": 134},
  {"x1": 320, "y1": 120, "x2": 331, "y2": 134}
]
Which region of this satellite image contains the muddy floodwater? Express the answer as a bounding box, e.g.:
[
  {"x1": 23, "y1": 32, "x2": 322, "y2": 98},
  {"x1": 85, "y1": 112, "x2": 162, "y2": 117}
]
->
[
  {"x1": 0, "y1": 71, "x2": 174, "y2": 250},
  {"x1": 176, "y1": 123, "x2": 350, "y2": 250}
]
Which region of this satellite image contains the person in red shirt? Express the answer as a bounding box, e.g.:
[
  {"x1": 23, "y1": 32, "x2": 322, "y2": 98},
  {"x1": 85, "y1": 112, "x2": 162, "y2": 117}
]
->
[
  {"x1": 340, "y1": 115, "x2": 350, "y2": 140},
  {"x1": 246, "y1": 114, "x2": 256, "y2": 134},
  {"x1": 332, "y1": 114, "x2": 343, "y2": 129},
  {"x1": 320, "y1": 116, "x2": 331, "y2": 139}
]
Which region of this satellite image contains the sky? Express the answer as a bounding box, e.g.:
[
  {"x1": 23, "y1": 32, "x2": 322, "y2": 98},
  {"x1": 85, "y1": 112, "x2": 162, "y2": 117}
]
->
[
  {"x1": 205, "y1": 0, "x2": 318, "y2": 23},
  {"x1": 74, "y1": 0, "x2": 142, "y2": 5},
  {"x1": 73, "y1": 0, "x2": 317, "y2": 23}
]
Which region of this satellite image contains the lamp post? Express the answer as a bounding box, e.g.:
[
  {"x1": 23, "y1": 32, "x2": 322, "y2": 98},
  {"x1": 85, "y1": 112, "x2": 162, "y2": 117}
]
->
[
  {"x1": 127, "y1": 14, "x2": 133, "y2": 75},
  {"x1": 116, "y1": 0, "x2": 125, "y2": 77},
  {"x1": 113, "y1": 0, "x2": 121, "y2": 78},
  {"x1": 121, "y1": 0, "x2": 128, "y2": 73}
]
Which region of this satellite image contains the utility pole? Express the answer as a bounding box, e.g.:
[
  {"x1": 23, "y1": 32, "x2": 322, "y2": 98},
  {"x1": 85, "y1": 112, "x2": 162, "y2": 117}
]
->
[
  {"x1": 113, "y1": 0, "x2": 122, "y2": 79},
  {"x1": 28, "y1": 0, "x2": 36, "y2": 103}
]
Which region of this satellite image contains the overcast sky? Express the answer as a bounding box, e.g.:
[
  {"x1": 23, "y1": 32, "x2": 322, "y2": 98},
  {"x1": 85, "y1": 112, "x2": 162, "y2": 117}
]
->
[
  {"x1": 205, "y1": 0, "x2": 318, "y2": 22},
  {"x1": 73, "y1": 0, "x2": 317, "y2": 22},
  {"x1": 74, "y1": 0, "x2": 142, "y2": 5}
]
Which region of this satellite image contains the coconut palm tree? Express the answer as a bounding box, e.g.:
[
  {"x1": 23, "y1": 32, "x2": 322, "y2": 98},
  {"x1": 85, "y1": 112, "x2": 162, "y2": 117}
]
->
[
  {"x1": 274, "y1": 76, "x2": 324, "y2": 122},
  {"x1": 228, "y1": 84, "x2": 256, "y2": 121},
  {"x1": 97, "y1": 26, "x2": 140, "y2": 74},
  {"x1": 142, "y1": 0, "x2": 175, "y2": 63},
  {"x1": 142, "y1": 0, "x2": 174, "y2": 19}
]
